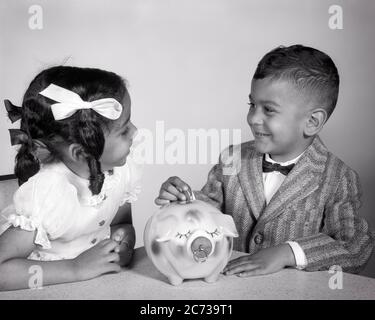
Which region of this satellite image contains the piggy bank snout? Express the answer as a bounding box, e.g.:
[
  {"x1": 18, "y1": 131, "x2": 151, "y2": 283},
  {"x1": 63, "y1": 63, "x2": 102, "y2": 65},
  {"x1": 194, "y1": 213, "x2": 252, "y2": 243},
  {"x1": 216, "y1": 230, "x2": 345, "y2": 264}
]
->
[{"x1": 187, "y1": 230, "x2": 214, "y2": 263}]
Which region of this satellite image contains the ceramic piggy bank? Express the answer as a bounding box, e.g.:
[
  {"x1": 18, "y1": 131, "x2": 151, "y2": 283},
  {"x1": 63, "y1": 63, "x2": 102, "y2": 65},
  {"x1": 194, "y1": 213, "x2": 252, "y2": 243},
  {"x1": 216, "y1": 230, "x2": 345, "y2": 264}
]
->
[{"x1": 144, "y1": 200, "x2": 238, "y2": 285}]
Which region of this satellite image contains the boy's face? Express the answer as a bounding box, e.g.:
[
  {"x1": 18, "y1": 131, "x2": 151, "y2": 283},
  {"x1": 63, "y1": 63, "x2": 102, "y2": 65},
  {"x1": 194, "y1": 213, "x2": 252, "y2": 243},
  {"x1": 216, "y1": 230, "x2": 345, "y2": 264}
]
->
[{"x1": 247, "y1": 78, "x2": 311, "y2": 162}]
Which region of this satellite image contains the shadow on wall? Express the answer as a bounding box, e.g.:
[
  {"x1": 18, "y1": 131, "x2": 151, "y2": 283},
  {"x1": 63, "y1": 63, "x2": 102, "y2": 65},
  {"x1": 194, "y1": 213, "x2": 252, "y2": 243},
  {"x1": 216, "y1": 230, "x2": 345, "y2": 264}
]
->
[{"x1": 0, "y1": 178, "x2": 18, "y2": 211}]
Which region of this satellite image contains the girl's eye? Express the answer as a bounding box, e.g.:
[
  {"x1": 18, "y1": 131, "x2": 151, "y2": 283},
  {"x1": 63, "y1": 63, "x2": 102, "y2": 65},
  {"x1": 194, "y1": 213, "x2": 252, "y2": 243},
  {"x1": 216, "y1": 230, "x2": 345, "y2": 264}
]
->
[
  {"x1": 176, "y1": 230, "x2": 192, "y2": 239},
  {"x1": 264, "y1": 106, "x2": 275, "y2": 114},
  {"x1": 247, "y1": 102, "x2": 255, "y2": 109},
  {"x1": 206, "y1": 228, "x2": 220, "y2": 238}
]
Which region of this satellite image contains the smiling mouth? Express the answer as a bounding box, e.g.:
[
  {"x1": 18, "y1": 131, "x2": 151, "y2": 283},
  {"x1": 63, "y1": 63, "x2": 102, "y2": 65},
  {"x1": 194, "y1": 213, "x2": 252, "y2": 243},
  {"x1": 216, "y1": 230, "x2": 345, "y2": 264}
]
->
[{"x1": 254, "y1": 132, "x2": 271, "y2": 137}]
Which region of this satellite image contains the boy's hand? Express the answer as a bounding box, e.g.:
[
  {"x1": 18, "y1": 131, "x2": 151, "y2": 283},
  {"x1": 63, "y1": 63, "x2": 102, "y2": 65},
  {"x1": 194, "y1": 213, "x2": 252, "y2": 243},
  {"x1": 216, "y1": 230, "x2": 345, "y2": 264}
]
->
[
  {"x1": 223, "y1": 244, "x2": 296, "y2": 277},
  {"x1": 72, "y1": 239, "x2": 121, "y2": 281},
  {"x1": 111, "y1": 225, "x2": 135, "y2": 267},
  {"x1": 155, "y1": 176, "x2": 193, "y2": 205}
]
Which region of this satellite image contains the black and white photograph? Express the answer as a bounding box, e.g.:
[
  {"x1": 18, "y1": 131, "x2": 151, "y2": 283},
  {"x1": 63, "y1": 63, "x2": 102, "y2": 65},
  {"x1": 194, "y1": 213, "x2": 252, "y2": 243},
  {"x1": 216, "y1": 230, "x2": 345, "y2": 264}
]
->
[{"x1": 0, "y1": 0, "x2": 374, "y2": 308}]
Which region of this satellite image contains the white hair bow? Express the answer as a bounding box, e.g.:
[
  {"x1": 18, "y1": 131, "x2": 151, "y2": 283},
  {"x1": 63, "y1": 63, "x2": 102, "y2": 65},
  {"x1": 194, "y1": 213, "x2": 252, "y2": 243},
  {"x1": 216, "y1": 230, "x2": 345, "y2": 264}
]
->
[{"x1": 39, "y1": 84, "x2": 123, "y2": 120}]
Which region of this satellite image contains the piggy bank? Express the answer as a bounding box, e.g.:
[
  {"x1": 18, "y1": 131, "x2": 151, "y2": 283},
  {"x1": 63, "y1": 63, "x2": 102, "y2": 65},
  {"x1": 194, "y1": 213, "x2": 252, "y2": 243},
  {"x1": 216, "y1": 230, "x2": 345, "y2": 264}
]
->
[{"x1": 144, "y1": 200, "x2": 238, "y2": 285}]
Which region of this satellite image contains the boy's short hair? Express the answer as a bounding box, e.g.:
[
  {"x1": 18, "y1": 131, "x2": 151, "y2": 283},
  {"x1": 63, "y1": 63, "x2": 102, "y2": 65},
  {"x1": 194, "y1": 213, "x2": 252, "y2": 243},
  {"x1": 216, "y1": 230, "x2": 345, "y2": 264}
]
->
[{"x1": 253, "y1": 45, "x2": 339, "y2": 119}]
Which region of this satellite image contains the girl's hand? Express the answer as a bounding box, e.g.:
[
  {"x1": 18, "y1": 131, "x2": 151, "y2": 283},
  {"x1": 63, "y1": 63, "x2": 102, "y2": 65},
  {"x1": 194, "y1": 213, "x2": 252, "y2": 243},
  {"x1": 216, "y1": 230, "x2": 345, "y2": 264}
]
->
[
  {"x1": 111, "y1": 225, "x2": 135, "y2": 267},
  {"x1": 223, "y1": 244, "x2": 296, "y2": 277},
  {"x1": 155, "y1": 176, "x2": 193, "y2": 205},
  {"x1": 72, "y1": 239, "x2": 121, "y2": 281}
]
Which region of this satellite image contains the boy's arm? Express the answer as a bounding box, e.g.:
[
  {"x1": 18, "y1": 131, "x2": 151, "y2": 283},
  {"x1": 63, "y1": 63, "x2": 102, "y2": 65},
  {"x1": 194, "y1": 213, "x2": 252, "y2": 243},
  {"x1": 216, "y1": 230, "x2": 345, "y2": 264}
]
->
[
  {"x1": 195, "y1": 144, "x2": 241, "y2": 211},
  {"x1": 110, "y1": 203, "x2": 135, "y2": 266},
  {"x1": 194, "y1": 144, "x2": 241, "y2": 211},
  {"x1": 194, "y1": 162, "x2": 225, "y2": 212},
  {"x1": 294, "y1": 169, "x2": 374, "y2": 273}
]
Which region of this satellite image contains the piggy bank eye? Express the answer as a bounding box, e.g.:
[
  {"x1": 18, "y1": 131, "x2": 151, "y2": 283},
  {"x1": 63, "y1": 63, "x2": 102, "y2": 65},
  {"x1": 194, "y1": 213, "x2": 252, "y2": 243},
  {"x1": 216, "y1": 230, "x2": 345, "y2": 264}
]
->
[
  {"x1": 206, "y1": 228, "x2": 220, "y2": 238},
  {"x1": 176, "y1": 230, "x2": 192, "y2": 239}
]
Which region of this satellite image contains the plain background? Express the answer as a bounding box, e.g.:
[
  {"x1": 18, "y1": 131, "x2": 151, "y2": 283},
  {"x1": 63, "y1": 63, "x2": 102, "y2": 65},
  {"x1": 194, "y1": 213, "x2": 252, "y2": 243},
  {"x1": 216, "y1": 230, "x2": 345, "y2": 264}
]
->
[{"x1": 0, "y1": 0, "x2": 374, "y2": 278}]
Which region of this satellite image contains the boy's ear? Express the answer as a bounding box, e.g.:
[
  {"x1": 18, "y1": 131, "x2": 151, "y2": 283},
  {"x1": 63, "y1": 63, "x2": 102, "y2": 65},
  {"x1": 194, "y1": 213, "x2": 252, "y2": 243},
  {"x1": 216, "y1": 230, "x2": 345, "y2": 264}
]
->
[
  {"x1": 304, "y1": 108, "x2": 327, "y2": 137},
  {"x1": 67, "y1": 143, "x2": 88, "y2": 162}
]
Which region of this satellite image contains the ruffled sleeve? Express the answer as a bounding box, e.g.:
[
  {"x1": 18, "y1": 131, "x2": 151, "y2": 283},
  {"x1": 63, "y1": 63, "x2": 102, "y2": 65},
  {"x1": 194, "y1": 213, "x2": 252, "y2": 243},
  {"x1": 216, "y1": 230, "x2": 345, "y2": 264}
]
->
[
  {"x1": 0, "y1": 170, "x2": 80, "y2": 249},
  {"x1": 2, "y1": 211, "x2": 50, "y2": 248},
  {"x1": 118, "y1": 155, "x2": 142, "y2": 206}
]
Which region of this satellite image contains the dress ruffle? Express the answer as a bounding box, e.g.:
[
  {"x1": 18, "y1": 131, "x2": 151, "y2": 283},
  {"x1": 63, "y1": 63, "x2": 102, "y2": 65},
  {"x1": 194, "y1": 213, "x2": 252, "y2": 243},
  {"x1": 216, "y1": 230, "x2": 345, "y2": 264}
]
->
[
  {"x1": 1, "y1": 213, "x2": 51, "y2": 249},
  {"x1": 120, "y1": 185, "x2": 141, "y2": 206}
]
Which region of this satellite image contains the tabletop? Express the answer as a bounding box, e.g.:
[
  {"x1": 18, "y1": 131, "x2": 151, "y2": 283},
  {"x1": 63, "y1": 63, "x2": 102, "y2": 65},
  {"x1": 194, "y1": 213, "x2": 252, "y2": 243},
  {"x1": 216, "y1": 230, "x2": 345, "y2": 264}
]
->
[{"x1": 1, "y1": 247, "x2": 374, "y2": 300}]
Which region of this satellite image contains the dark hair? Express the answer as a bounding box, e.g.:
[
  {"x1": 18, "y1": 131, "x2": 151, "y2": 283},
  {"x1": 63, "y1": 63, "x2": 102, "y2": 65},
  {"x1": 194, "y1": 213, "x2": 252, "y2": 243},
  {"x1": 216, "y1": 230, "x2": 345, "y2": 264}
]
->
[
  {"x1": 14, "y1": 66, "x2": 127, "y2": 194},
  {"x1": 253, "y1": 45, "x2": 340, "y2": 119}
]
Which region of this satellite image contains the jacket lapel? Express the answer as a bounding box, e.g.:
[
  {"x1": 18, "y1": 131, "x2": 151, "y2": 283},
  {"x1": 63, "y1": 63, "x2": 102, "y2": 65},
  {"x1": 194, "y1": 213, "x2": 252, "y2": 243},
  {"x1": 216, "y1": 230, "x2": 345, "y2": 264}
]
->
[
  {"x1": 237, "y1": 146, "x2": 266, "y2": 219},
  {"x1": 257, "y1": 136, "x2": 328, "y2": 226}
]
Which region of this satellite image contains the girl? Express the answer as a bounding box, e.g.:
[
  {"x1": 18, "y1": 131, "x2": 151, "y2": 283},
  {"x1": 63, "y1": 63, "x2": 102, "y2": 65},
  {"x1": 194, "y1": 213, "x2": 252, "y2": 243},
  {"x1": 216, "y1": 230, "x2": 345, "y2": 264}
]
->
[{"x1": 0, "y1": 66, "x2": 140, "y2": 291}]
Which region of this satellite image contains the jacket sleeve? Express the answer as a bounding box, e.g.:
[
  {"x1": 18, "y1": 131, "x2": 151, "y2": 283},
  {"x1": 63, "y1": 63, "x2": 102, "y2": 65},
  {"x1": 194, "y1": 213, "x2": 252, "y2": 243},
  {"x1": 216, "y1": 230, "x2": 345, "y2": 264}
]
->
[
  {"x1": 295, "y1": 168, "x2": 374, "y2": 273},
  {"x1": 194, "y1": 144, "x2": 242, "y2": 212},
  {"x1": 194, "y1": 161, "x2": 225, "y2": 212},
  {"x1": 194, "y1": 144, "x2": 241, "y2": 212}
]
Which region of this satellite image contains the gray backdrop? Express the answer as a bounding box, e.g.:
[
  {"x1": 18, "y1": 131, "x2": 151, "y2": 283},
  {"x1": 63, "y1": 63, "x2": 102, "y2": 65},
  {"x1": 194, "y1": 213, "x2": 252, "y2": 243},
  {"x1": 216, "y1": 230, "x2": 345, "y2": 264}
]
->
[{"x1": 1, "y1": 0, "x2": 374, "y2": 277}]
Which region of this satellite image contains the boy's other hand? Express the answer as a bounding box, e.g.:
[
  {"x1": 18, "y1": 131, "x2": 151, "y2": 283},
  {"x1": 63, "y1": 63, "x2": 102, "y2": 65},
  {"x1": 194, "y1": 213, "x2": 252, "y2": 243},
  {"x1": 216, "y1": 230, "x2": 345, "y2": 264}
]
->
[
  {"x1": 111, "y1": 225, "x2": 135, "y2": 267},
  {"x1": 155, "y1": 176, "x2": 192, "y2": 205},
  {"x1": 223, "y1": 244, "x2": 296, "y2": 277}
]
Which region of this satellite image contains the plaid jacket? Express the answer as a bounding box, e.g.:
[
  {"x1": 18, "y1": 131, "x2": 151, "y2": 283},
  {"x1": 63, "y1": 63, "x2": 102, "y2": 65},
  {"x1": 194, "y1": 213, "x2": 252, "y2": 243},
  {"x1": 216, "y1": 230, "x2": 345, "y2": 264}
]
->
[{"x1": 195, "y1": 136, "x2": 374, "y2": 273}]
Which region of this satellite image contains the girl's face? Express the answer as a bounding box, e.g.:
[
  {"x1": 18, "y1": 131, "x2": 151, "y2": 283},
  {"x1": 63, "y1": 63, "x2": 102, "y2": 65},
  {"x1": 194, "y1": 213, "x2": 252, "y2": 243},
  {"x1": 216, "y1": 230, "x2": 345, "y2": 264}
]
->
[{"x1": 100, "y1": 91, "x2": 137, "y2": 171}]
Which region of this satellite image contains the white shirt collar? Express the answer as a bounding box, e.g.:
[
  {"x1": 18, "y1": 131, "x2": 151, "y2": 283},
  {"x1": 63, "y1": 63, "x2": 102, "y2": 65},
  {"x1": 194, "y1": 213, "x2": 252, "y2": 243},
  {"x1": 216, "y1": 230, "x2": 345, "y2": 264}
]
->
[{"x1": 265, "y1": 151, "x2": 305, "y2": 166}]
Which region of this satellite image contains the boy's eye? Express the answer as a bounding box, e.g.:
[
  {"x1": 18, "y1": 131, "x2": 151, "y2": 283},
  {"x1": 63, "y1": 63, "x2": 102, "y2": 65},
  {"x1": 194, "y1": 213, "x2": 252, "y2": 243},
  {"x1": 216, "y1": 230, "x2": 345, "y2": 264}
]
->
[
  {"x1": 121, "y1": 127, "x2": 129, "y2": 136},
  {"x1": 247, "y1": 102, "x2": 255, "y2": 109}
]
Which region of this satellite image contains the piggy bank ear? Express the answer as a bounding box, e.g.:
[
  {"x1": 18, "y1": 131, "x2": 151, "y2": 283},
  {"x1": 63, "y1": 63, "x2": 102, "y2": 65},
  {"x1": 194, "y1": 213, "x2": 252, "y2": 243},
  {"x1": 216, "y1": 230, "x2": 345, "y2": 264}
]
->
[
  {"x1": 155, "y1": 215, "x2": 178, "y2": 242},
  {"x1": 216, "y1": 214, "x2": 239, "y2": 237}
]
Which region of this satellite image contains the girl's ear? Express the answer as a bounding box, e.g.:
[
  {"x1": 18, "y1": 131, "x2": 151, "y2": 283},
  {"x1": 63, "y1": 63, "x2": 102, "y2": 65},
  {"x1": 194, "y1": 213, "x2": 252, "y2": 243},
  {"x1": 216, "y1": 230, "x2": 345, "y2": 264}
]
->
[
  {"x1": 33, "y1": 139, "x2": 51, "y2": 163},
  {"x1": 304, "y1": 108, "x2": 327, "y2": 137},
  {"x1": 67, "y1": 143, "x2": 87, "y2": 162}
]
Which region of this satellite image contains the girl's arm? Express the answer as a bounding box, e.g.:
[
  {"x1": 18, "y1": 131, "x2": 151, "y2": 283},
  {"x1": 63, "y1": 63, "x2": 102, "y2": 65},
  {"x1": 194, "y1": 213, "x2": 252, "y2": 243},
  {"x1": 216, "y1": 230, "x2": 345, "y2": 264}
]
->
[
  {"x1": 0, "y1": 227, "x2": 120, "y2": 291},
  {"x1": 0, "y1": 227, "x2": 76, "y2": 290},
  {"x1": 110, "y1": 203, "x2": 136, "y2": 266}
]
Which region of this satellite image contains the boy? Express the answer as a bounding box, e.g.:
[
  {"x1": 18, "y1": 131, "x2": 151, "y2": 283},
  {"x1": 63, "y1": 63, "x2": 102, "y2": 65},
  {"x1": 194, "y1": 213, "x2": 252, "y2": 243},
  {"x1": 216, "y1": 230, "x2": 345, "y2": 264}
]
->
[{"x1": 155, "y1": 45, "x2": 374, "y2": 276}]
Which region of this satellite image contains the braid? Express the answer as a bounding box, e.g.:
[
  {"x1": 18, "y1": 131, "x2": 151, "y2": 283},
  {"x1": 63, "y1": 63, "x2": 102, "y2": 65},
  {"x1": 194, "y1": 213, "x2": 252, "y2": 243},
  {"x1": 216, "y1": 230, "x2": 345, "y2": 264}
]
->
[
  {"x1": 14, "y1": 96, "x2": 56, "y2": 185},
  {"x1": 74, "y1": 110, "x2": 106, "y2": 195},
  {"x1": 14, "y1": 142, "x2": 40, "y2": 186},
  {"x1": 86, "y1": 155, "x2": 105, "y2": 195}
]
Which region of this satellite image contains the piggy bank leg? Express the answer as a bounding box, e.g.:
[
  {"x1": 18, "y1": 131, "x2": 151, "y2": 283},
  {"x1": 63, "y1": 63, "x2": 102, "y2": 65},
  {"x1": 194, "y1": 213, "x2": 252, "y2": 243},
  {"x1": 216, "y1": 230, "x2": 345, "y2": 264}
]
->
[
  {"x1": 168, "y1": 275, "x2": 183, "y2": 286},
  {"x1": 204, "y1": 272, "x2": 220, "y2": 283}
]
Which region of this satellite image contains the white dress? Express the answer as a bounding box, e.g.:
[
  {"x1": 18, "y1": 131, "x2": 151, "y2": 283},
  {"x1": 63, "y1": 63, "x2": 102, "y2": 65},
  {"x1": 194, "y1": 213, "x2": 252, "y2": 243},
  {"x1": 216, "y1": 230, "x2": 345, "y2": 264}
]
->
[{"x1": 0, "y1": 157, "x2": 141, "y2": 261}]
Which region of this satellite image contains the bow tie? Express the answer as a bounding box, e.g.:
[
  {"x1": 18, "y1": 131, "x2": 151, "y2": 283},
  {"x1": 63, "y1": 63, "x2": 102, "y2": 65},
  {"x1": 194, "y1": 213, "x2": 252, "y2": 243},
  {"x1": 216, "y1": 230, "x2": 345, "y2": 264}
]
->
[{"x1": 262, "y1": 156, "x2": 295, "y2": 175}]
